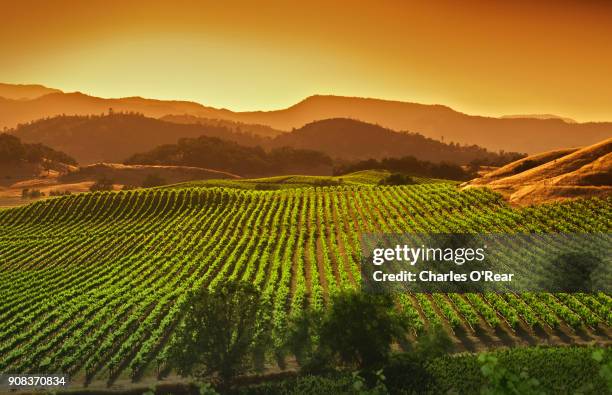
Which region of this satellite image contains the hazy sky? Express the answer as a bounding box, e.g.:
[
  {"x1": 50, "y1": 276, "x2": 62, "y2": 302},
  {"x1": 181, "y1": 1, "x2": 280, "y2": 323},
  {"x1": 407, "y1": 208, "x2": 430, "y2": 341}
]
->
[{"x1": 2, "y1": 0, "x2": 611, "y2": 121}]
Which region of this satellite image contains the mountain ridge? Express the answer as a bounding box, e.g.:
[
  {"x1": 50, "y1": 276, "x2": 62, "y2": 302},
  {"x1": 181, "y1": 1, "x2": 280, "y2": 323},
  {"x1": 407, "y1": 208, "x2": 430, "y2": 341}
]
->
[
  {"x1": 10, "y1": 114, "x2": 522, "y2": 166},
  {"x1": 1, "y1": 83, "x2": 610, "y2": 154}
]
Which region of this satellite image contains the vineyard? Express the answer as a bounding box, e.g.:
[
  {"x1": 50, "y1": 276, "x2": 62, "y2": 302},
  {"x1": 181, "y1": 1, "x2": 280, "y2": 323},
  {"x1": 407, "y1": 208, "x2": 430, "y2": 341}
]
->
[{"x1": 0, "y1": 181, "x2": 610, "y2": 384}]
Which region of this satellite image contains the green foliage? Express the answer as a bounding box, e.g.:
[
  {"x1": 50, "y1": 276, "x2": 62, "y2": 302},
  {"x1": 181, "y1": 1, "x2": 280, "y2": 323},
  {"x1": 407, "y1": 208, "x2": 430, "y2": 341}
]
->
[
  {"x1": 479, "y1": 353, "x2": 544, "y2": 395},
  {"x1": 319, "y1": 290, "x2": 408, "y2": 369},
  {"x1": 337, "y1": 156, "x2": 477, "y2": 180},
  {"x1": 382, "y1": 325, "x2": 453, "y2": 393},
  {"x1": 0, "y1": 182, "x2": 609, "y2": 385},
  {"x1": 584, "y1": 349, "x2": 612, "y2": 393},
  {"x1": 428, "y1": 346, "x2": 610, "y2": 394},
  {"x1": 169, "y1": 281, "x2": 261, "y2": 388},
  {"x1": 166, "y1": 170, "x2": 395, "y2": 190},
  {"x1": 378, "y1": 173, "x2": 416, "y2": 186}
]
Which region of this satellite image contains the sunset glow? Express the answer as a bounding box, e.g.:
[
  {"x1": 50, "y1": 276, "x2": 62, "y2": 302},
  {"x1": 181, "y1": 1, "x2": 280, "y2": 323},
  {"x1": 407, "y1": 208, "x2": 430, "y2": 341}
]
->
[{"x1": 2, "y1": 0, "x2": 611, "y2": 121}]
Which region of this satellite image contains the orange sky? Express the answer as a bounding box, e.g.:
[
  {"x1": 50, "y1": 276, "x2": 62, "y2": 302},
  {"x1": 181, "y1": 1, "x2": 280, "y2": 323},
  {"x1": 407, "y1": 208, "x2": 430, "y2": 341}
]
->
[{"x1": 1, "y1": 0, "x2": 611, "y2": 121}]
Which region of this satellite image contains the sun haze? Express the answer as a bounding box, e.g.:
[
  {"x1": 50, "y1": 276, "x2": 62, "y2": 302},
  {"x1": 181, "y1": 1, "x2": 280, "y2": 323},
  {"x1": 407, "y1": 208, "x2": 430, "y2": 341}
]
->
[{"x1": 1, "y1": 0, "x2": 611, "y2": 121}]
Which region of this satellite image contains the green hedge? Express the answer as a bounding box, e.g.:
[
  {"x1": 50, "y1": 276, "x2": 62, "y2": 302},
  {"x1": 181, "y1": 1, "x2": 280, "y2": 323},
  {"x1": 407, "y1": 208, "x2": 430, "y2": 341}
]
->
[{"x1": 235, "y1": 346, "x2": 610, "y2": 395}]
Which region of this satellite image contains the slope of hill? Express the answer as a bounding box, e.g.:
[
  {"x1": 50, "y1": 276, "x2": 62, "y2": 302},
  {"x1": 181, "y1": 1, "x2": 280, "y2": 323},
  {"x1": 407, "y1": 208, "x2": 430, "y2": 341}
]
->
[
  {"x1": 1, "y1": 84, "x2": 610, "y2": 154},
  {"x1": 11, "y1": 114, "x2": 521, "y2": 167},
  {"x1": 11, "y1": 113, "x2": 268, "y2": 164},
  {"x1": 125, "y1": 135, "x2": 333, "y2": 177},
  {"x1": 270, "y1": 118, "x2": 524, "y2": 164},
  {"x1": 0, "y1": 90, "x2": 232, "y2": 130},
  {"x1": 60, "y1": 163, "x2": 239, "y2": 185},
  {"x1": 0, "y1": 133, "x2": 77, "y2": 187},
  {"x1": 230, "y1": 95, "x2": 612, "y2": 153},
  {"x1": 163, "y1": 170, "x2": 441, "y2": 190},
  {"x1": 463, "y1": 138, "x2": 612, "y2": 205},
  {"x1": 160, "y1": 114, "x2": 283, "y2": 138},
  {"x1": 501, "y1": 114, "x2": 577, "y2": 123},
  {"x1": 0, "y1": 182, "x2": 609, "y2": 388},
  {"x1": 0, "y1": 83, "x2": 62, "y2": 100},
  {"x1": 0, "y1": 162, "x2": 240, "y2": 205}
]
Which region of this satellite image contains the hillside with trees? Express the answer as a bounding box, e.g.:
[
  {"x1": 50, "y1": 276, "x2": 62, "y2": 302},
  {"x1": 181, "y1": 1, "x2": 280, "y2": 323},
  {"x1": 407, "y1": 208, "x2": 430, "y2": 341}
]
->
[
  {"x1": 1, "y1": 85, "x2": 610, "y2": 155},
  {"x1": 125, "y1": 136, "x2": 333, "y2": 177},
  {"x1": 11, "y1": 113, "x2": 523, "y2": 167},
  {"x1": 334, "y1": 155, "x2": 473, "y2": 180},
  {"x1": 11, "y1": 113, "x2": 268, "y2": 164},
  {"x1": 0, "y1": 133, "x2": 76, "y2": 166},
  {"x1": 272, "y1": 118, "x2": 525, "y2": 164}
]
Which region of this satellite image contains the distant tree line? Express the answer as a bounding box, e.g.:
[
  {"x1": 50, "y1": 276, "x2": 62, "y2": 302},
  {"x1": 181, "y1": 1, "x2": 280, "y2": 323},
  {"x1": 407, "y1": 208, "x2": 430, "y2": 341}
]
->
[
  {"x1": 0, "y1": 133, "x2": 77, "y2": 165},
  {"x1": 334, "y1": 156, "x2": 475, "y2": 180},
  {"x1": 124, "y1": 136, "x2": 333, "y2": 177},
  {"x1": 11, "y1": 114, "x2": 525, "y2": 168}
]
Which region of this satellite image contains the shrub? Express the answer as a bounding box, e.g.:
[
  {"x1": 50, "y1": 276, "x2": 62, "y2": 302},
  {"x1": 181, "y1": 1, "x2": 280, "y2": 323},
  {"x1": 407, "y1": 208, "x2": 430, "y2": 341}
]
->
[
  {"x1": 142, "y1": 174, "x2": 166, "y2": 188},
  {"x1": 378, "y1": 173, "x2": 416, "y2": 186},
  {"x1": 90, "y1": 177, "x2": 114, "y2": 191}
]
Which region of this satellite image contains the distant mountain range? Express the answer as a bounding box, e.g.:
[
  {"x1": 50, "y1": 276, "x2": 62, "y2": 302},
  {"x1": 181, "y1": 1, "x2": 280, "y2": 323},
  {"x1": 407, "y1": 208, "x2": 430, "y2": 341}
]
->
[
  {"x1": 10, "y1": 114, "x2": 521, "y2": 166},
  {"x1": 0, "y1": 83, "x2": 62, "y2": 101},
  {"x1": 0, "y1": 83, "x2": 610, "y2": 154},
  {"x1": 500, "y1": 114, "x2": 577, "y2": 123}
]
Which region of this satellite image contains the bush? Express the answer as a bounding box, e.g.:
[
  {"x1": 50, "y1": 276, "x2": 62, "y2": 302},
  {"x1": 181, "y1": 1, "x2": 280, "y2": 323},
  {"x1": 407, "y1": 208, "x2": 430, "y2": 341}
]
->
[
  {"x1": 378, "y1": 173, "x2": 416, "y2": 186},
  {"x1": 142, "y1": 174, "x2": 166, "y2": 188},
  {"x1": 90, "y1": 177, "x2": 114, "y2": 191},
  {"x1": 49, "y1": 190, "x2": 72, "y2": 196},
  {"x1": 21, "y1": 188, "x2": 45, "y2": 199},
  {"x1": 254, "y1": 183, "x2": 280, "y2": 190}
]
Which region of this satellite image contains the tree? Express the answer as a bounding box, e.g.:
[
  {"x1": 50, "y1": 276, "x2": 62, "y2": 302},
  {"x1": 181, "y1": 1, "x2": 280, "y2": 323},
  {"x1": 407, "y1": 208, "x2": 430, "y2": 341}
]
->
[
  {"x1": 319, "y1": 290, "x2": 408, "y2": 370},
  {"x1": 169, "y1": 281, "x2": 261, "y2": 390},
  {"x1": 141, "y1": 174, "x2": 166, "y2": 188},
  {"x1": 378, "y1": 173, "x2": 416, "y2": 186},
  {"x1": 90, "y1": 177, "x2": 114, "y2": 191}
]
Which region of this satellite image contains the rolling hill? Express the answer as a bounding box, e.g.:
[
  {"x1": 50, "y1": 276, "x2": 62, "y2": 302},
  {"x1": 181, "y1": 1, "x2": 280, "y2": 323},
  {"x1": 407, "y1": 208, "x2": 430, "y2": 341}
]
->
[
  {"x1": 233, "y1": 95, "x2": 611, "y2": 154},
  {"x1": 0, "y1": 178, "x2": 609, "y2": 390},
  {"x1": 0, "y1": 83, "x2": 62, "y2": 101},
  {"x1": 0, "y1": 133, "x2": 77, "y2": 187},
  {"x1": 463, "y1": 137, "x2": 612, "y2": 205},
  {"x1": 160, "y1": 114, "x2": 283, "y2": 138},
  {"x1": 11, "y1": 113, "x2": 269, "y2": 164},
  {"x1": 59, "y1": 163, "x2": 239, "y2": 186},
  {"x1": 1, "y1": 84, "x2": 610, "y2": 154},
  {"x1": 11, "y1": 114, "x2": 522, "y2": 167},
  {"x1": 124, "y1": 135, "x2": 334, "y2": 177},
  {"x1": 269, "y1": 118, "x2": 523, "y2": 164}
]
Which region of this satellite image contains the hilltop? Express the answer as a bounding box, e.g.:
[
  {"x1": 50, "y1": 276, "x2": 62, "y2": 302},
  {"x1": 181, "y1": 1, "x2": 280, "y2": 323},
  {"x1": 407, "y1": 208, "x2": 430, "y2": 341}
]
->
[
  {"x1": 0, "y1": 83, "x2": 62, "y2": 100},
  {"x1": 1, "y1": 84, "x2": 610, "y2": 154},
  {"x1": 463, "y1": 137, "x2": 612, "y2": 205},
  {"x1": 501, "y1": 114, "x2": 577, "y2": 123},
  {"x1": 236, "y1": 95, "x2": 610, "y2": 154}
]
